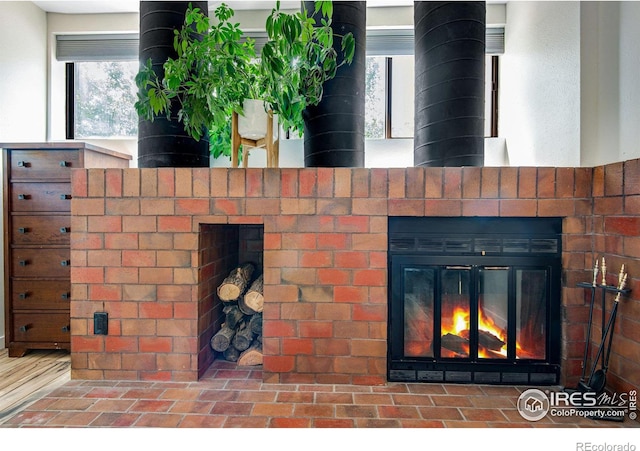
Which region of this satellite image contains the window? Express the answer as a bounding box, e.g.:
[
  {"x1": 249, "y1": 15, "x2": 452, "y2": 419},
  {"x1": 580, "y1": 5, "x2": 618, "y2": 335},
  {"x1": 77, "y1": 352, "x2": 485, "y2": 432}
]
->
[
  {"x1": 365, "y1": 54, "x2": 499, "y2": 139},
  {"x1": 57, "y1": 34, "x2": 139, "y2": 139},
  {"x1": 365, "y1": 57, "x2": 386, "y2": 139},
  {"x1": 58, "y1": 28, "x2": 502, "y2": 141},
  {"x1": 66, "y1": 61, "x2": 139, "y2": 139}
]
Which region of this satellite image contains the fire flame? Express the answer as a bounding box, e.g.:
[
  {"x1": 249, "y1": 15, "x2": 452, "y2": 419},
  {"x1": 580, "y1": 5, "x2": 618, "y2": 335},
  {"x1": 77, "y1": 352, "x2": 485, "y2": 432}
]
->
[
  {"x1": 452, "y1": 307, "x2": 469, "y2": 334},
  {"x1": 441, "y1": 305, "x2": 524, "y2": 358}
]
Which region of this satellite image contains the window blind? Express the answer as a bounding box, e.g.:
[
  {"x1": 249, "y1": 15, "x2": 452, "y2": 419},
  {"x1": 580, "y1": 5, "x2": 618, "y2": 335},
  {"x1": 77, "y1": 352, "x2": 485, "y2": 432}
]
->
[
  {"x1": 56, "y1": 34, "x2": 139, "y2": 62},
  {"x1": 56, "y1": 27, "x2": 504, "y2": 62}
]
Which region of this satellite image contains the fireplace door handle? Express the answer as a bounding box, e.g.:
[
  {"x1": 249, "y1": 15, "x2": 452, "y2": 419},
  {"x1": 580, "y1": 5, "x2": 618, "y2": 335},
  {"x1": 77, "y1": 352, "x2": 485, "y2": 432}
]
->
[
  {"x1": 483, "y1": 266, "x2": 510, "y2": 270},
  {"x1": 445, "y1": 266, "x2": 471, "y2": 270}
]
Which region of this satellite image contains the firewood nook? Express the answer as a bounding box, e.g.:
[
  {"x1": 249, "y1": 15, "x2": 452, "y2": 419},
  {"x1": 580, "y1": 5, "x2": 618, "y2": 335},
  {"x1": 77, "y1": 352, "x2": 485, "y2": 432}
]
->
[{"x1": 212, "y1": 263, "x2": 264, "y2": 366}]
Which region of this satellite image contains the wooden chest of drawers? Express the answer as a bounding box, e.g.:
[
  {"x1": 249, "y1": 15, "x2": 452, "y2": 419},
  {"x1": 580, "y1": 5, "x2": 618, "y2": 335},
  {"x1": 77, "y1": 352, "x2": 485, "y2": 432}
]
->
[{"x1": 2, "y1": 142, "x2": 131, "y2": 357}]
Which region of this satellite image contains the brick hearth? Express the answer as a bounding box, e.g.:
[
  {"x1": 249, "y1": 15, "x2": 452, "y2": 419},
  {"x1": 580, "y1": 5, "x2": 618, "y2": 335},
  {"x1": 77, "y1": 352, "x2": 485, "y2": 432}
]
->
[{"x1": 68, "y1": 162, "x2": 640, "y2": 395}]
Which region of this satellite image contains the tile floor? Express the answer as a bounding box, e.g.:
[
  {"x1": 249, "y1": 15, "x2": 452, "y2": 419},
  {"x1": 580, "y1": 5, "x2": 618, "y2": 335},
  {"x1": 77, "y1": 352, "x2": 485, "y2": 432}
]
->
[{"x1": 2, "y1": 360, "x2": 638, "y2": 428}]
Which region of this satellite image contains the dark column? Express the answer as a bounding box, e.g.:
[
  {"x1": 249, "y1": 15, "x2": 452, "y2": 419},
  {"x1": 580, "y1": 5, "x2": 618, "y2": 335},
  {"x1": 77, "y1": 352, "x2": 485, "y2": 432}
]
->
[
  {"x1": 302, "y1": 1, "x2": 366, "y2": 168},
  {"x1": 414, "y1": 2, "x2": 485, "y2": 167},
  {"x1": 138, "y1": 1, "x2": 210, "y2": 168}
]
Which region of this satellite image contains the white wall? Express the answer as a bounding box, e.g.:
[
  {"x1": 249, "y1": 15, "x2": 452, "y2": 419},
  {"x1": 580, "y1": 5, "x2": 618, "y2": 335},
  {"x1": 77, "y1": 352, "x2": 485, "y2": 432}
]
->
[
  {"x1": 500, "y1": 1, "x2": 581, "y2": 167},
  {"x1": 617, "y1": 2, "x2": 640, "y2": 163},
  {"x1": 0, "y1": 2, "x2": 47, "y2": 142},
  {"x1": 580, "y1": 1, "x2": 640, "y2": 166},
  {"x1": 0, "y1": 1, "x2": 48, "y2": 348}
]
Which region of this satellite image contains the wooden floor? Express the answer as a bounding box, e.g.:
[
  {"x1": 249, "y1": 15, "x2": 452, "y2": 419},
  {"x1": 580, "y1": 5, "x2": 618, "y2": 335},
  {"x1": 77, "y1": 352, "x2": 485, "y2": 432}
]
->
[{"x1": 0, "y1": 348, "x2": 70, "y2": 425}]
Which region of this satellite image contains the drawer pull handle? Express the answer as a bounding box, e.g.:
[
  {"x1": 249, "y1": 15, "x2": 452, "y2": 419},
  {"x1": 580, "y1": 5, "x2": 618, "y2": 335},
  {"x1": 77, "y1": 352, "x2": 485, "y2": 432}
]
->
[
  {"x1": 18, "y1": 292, "x2": 28, "y2": 299},
  {"x1": 60, "y1": 194, "x2": 71, "y2": 200},
  {"x1": 19, "y1": 325, "x2": 30, "y2": 333},
  {"x1": 17, "y1": 160, "x2": 28, "y2": 167},
  {"x1": 59, "y1": 161, "x2": 70, "y2": 167},
  {"x1": 61, "y1": 292, "x2": 70, "y2": 300},
  {"x1": 19, "y1": 260, "x2": 28, "y2": 266},
  {"x1": 60, "y1": 227, "x2": 70, "y2": 233},
  {"x1": 61, "y1": 325, "x2": 70, "y2": 333},
  {"x1": 18, "y1": 227, "x2": 28, "y2": 234},
  {"x1": 61, "y1": 260, "x2": 70, "y2": 267},
  {"x1": 17, "y1": 194, "x2": 29, "y2": 200}
]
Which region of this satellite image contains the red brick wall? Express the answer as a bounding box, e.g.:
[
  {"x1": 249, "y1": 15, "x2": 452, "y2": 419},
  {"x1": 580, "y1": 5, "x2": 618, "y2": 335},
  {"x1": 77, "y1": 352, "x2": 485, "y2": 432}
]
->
[
  {"x1": 588, "y1": 161, "x2": 640, "y2": 395},
  {"x1": 69, "y1": 162, "x2": 640, "y2": 390}
]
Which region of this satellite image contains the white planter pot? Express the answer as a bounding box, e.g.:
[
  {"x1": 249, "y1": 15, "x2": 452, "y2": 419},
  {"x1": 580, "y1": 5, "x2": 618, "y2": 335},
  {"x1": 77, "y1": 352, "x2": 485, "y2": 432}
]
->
[{"x1": 238, "y1": 99, "x2": 272, "y2": 141}]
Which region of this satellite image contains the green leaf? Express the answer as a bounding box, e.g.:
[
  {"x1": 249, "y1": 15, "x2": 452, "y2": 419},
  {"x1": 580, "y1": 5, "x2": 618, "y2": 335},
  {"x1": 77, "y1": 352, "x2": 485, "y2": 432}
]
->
[
  {"x1": 321, "y1": 1, "x2": 333, "y2": 19},
  {"x1": 342, "y1": 32, "x2": 355, "y2": 64}
]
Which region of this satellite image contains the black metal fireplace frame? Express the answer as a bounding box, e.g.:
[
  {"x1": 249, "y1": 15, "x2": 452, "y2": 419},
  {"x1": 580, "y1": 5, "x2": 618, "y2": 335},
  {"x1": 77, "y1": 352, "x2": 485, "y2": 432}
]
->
[{"x1": 388, "y1": 217, "x2": 562, "y2": 385}]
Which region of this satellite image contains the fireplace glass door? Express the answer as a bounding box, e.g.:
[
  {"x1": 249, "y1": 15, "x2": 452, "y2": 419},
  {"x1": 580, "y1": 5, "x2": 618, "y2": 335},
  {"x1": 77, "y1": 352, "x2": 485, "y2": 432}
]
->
[
  {"x1": 400, "y1": 264, "x2": 549, "y2": 363},
  {"x1": 389, "y1": 217, "x2": 561, "y2": 384}
]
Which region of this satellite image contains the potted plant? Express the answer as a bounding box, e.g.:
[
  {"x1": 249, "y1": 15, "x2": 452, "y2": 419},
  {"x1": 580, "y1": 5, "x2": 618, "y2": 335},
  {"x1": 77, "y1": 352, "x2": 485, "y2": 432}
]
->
[{"x1": 135, "y1": 1, "x2": 355, "y2": 161}]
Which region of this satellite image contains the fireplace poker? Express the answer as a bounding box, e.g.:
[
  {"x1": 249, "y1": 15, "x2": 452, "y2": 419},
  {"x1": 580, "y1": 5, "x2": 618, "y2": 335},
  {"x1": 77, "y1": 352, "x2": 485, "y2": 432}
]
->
[
  {"x1": 585, "y1": 296, "x2": 619, "y2": 394},
  {"x1": 585, "y1": 273, "x2": 626, "y2": 395},
  {"x1": 577, "y1": 283, "x2": 597, "y2": 392},
  {"x1": 576, "y1": 258, "x2": 599, "y2": 392}
]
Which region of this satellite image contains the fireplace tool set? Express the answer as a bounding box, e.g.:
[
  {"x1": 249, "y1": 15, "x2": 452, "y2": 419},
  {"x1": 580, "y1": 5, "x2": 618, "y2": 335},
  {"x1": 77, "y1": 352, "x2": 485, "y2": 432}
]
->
[{"x1": 574, "y1": 257, "x2": 630, "y2": 397}]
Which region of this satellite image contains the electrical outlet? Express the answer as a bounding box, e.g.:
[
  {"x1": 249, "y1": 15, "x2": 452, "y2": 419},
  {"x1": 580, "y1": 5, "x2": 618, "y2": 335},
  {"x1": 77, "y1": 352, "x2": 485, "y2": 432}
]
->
[{"x1": 94, "y1": 312, "x2": 108, "y2": 335}]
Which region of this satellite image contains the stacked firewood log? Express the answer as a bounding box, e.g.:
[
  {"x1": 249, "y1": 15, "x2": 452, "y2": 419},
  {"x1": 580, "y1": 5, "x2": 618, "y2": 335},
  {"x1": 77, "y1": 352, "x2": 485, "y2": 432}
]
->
[{"x1": 211, "y1": 263, "x2": 264, "y2": 366}]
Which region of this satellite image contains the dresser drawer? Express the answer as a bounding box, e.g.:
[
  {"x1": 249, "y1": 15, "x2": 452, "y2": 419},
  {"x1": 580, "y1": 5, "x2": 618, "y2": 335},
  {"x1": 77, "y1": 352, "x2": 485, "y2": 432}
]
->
[
  {"x1": 9, "y1": 149, "x2": 79, "y2": 180},
  {"x1": 12, "y1": 312, "x2": 70, "y2": 343},
  {"x1": 11, "y1": 248, "x2": 71, "y2": 278},
  {"x1": 11, "y1": 280, "x2": 71, "y2": 310},
  {"x1": 11, "y1": 215, "x2": 71, "y2": 245},
  {"x1": 10, "y1": 182, "x2": 71, "y2": 212}
]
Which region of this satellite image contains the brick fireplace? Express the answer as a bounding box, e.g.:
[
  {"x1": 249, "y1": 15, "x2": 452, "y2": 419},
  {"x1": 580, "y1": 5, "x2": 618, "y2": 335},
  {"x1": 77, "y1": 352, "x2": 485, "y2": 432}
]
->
[{"x1": 68, "y1": 161, "x2": 640, "y2": 395}]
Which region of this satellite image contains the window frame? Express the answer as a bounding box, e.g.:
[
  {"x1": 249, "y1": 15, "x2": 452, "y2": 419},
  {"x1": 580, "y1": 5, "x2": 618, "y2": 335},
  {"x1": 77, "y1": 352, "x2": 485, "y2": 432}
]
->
[
  {"x1": 60, "y1": 29, "x2": 502, "y2": 141},
  {"x1": 64, "y1": 60, "x2": 140, "y2": 140},
  {"x1": 374, "y1": 54, "x2": 500, "y2": 140},
  {"x1": 65, "y1": 62, "x2": 75, "y2": 140}
]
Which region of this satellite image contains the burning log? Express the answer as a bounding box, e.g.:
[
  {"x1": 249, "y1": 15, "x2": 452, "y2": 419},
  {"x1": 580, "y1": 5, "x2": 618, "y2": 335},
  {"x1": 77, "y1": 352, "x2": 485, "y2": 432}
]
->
[
  {"x1": 217, "y1": 263, "x2": 255, "y2": 301},
  {"x1": 477, "y1": 330, "x2": 505, "y2": 351},
  {"x1": 479, "y1": 347, "x2": 506, "y2": 359},
  {"x1": 459, "y1": 329, "x2": 505, "y2": 352},
  {"x1": 441, "y1": 333, "x2": 469, "y2": 355},
  {"x1": 237, "y1": 341, "x2": 263, "y2": 366}
]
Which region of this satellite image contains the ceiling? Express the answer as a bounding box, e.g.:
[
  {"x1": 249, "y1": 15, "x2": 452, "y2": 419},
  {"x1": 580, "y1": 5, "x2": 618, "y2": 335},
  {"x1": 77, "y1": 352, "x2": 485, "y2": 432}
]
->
[{"x1": 31, "y1": 0, "x2": 417, "y2": 14}]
